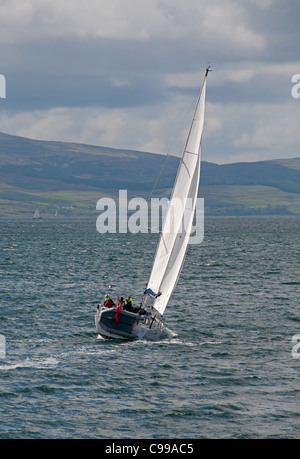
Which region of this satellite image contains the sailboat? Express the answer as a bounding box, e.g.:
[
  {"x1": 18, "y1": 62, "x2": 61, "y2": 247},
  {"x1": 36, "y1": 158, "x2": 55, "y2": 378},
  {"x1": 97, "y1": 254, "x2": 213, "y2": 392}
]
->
[
  {"x1": 95, "y1": 67, "x2": 210, "y2": 340},
  {"x1": 33, "y1": 208, "x2": 42, "y2": 219}
]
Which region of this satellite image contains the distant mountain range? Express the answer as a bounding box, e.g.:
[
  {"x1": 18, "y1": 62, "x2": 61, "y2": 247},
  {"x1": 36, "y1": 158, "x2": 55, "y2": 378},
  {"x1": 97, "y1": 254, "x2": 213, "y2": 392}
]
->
[{"x1": 0, "y1": 131, "x2": 299, "y2": 216}]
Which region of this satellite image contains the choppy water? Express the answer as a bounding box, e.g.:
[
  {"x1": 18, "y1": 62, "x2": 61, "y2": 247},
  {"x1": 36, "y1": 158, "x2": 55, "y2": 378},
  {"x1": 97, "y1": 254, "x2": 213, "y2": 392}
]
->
[{"x1": 0, "y1": 216, "x2": 300, "y2": 439}]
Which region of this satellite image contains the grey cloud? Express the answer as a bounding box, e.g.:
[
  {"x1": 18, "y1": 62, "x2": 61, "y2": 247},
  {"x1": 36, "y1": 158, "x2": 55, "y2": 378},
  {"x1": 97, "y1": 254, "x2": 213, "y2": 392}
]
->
[
  {"x1": 4, "y1": 71, "x2": 168, "y2": 111},
  {"x1": 0, "y1": 0, "x2": 299, "y2": 164}
]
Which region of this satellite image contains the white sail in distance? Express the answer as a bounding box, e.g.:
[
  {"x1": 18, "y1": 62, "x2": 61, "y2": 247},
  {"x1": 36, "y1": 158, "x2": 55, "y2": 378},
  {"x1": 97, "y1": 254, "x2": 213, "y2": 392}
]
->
[{"x1": 145, "y1": 70, "x2": 208, "y2": 315}]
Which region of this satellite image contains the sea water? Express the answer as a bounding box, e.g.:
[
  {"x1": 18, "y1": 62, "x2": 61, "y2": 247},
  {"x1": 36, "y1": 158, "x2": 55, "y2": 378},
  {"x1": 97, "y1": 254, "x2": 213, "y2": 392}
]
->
[{"x1": 0, "y1": 216, "x2": 300, "y2": 439}]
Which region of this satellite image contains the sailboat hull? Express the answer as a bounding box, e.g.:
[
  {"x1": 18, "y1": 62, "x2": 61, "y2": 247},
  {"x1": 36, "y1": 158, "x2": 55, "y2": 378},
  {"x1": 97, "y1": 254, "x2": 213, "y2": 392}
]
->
[
  {"x1": 95, "y1": 307, "x2": 168, "y2": 340},
  {"x1": 95, "y1": 308, "x2": 145, "y2": 339}
]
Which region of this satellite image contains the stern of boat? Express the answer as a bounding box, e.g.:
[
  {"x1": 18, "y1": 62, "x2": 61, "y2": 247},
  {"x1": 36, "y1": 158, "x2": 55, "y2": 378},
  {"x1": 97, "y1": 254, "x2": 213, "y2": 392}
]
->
[
  {"x1": 95, "y1": 306, "x2": 168, "y2": 340},
  {"x1": 95, "y1": 306, "x2": 145, "y2": 339}
]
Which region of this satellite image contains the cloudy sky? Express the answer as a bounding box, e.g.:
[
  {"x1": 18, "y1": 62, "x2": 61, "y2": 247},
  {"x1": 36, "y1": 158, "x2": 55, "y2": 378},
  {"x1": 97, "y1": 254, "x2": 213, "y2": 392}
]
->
[{"x1": 0, "y1": 0, "x2": 299, "y2": 164}]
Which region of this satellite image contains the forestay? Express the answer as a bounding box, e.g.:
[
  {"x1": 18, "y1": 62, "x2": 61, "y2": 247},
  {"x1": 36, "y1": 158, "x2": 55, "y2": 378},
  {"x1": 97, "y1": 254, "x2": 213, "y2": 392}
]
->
[{"x1": 144, "y1": 72, "x2": 208, "y2": 315}]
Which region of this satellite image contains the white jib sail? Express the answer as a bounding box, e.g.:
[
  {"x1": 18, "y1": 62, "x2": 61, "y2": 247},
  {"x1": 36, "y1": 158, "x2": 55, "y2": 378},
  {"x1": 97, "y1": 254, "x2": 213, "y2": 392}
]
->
[{"x1": 145, "y1": 73, "x2": 208, "y2": 316}]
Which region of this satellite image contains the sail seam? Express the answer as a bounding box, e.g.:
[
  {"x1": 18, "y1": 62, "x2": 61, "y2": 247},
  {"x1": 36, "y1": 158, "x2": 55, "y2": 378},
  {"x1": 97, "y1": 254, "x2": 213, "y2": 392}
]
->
[{"x1": 184, "y1": 150, "x2": 198, "y2": 156}]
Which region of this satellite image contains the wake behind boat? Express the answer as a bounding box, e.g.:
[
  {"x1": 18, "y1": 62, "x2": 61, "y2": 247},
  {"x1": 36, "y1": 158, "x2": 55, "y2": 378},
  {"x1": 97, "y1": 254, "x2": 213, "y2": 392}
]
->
[{"x1": 95, "y1": 67, "x2": 210, "y2": 340}]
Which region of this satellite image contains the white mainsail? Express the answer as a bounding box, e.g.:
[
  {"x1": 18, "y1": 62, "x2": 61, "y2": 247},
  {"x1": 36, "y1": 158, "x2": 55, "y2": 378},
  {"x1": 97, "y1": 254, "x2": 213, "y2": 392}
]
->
[
  {"x1": 144, "y1": 69, "x2": 209, "y2": 316},
  {"x1": 33, "y1": 208, "x2": 40, "y2": 219}
]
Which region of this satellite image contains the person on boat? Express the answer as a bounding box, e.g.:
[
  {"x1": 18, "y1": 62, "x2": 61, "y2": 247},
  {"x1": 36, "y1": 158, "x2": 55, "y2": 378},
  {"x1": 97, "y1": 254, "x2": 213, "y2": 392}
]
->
[
  {"x1": 103, "y1": 294, "x2": 115, "y2": 308},
  {"x1": 103, "y1": 294, "x2": 109, "y2": 305},
  {"x1": 117, "y1": 297, "x2": 125, "y2": 309},
  {"x1": 106, "y1": 298, "x2": 115, "y2": 308},
  {"x1": 124, "y1": 296, "x2": 133, "y2": 312}
]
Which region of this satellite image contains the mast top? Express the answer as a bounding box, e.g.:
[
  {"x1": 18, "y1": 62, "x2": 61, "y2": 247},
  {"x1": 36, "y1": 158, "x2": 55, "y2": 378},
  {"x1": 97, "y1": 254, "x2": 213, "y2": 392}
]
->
[{"x1": 205, "y1": 65, "x2": 212, "y2": 77}]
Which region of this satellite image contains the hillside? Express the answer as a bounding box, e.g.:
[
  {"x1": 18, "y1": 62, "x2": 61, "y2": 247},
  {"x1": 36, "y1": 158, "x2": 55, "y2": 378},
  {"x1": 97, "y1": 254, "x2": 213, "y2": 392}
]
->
[
  {"x1": 200, "y1": 159, "x2": 300, "y2": 215},
  {"x1": 0, "y1": 131, "x2": 299, "y2": 216}
]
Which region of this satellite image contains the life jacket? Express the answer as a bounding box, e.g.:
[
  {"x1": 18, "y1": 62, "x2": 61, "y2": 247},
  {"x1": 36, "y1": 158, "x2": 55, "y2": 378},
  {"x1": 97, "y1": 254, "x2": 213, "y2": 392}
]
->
[
  {"x1": 105, "y1": 298, "x2": 115, "y2": 308},
  {"x1": 103, "y1": 296, "x2": 109, "y2": 306}
]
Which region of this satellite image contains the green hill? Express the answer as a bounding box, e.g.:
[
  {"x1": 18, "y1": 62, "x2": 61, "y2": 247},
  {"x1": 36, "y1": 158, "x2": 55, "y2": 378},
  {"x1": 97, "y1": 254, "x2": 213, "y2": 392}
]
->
[
  {"x1": 0, "y1": 131, "x2": 299, "y2": 216},
  {"x1": 200, "y1": 159, "x2": 300, "y2": 215}
]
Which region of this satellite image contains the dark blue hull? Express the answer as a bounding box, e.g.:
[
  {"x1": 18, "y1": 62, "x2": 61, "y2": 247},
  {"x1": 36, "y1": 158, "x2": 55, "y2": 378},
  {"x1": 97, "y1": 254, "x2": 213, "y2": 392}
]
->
[{"x1": 96, "y1": 308, "x2": 145, "y2": 339}]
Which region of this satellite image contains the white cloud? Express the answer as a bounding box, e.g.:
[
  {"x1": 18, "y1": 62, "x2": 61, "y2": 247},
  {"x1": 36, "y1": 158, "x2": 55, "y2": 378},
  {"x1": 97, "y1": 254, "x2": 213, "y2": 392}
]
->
[
  {"x1": 0, "y1": 0, "x2": 267, "y2": 57},
  {"x1": 0, "y1": 107, "x2": 74, "y2": 141},
  {"x1": 166, "y1": 61, "x2": 300, "y2": 89},
  {"x1": 0, "y1": 0, "x2": 299, "y2": 165},
  {"x1": 234, "y1": 103, "x2": 300, "y2": 150},
  {"x1": 218, "y1": 61, "x2": 300, "y2": 84},
  {"x1": 1, "y1": 90, "x2": 299, "y2": 165},
  {"x1": 0, "y1": 91, "x2": 203, "y2": 156},
  {"x1": 203, "y1": 100, "x2": 300, "y2": 163},
  {"x1": 109, "y1": 77, "x2": 131, "y2": 89},
  {"x1": 201, "y1": 2, "x2": 266, "y2": 54}
]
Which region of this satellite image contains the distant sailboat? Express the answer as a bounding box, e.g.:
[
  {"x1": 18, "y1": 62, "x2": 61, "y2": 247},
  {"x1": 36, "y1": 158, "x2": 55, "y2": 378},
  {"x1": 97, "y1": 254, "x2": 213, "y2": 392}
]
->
[
  {"x1": 95, "y1": 67, "x2": 210, "y2": 340},
  {"x1": 33, "y1": 208, "x2": 42, "y2": 219}
]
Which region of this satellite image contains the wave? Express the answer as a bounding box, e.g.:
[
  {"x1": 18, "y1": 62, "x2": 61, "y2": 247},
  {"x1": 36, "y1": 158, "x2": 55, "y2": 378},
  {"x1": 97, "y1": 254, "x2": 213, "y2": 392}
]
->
[{"x1": 0, "y1": 356, "x2": 59, "y2": 371}]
